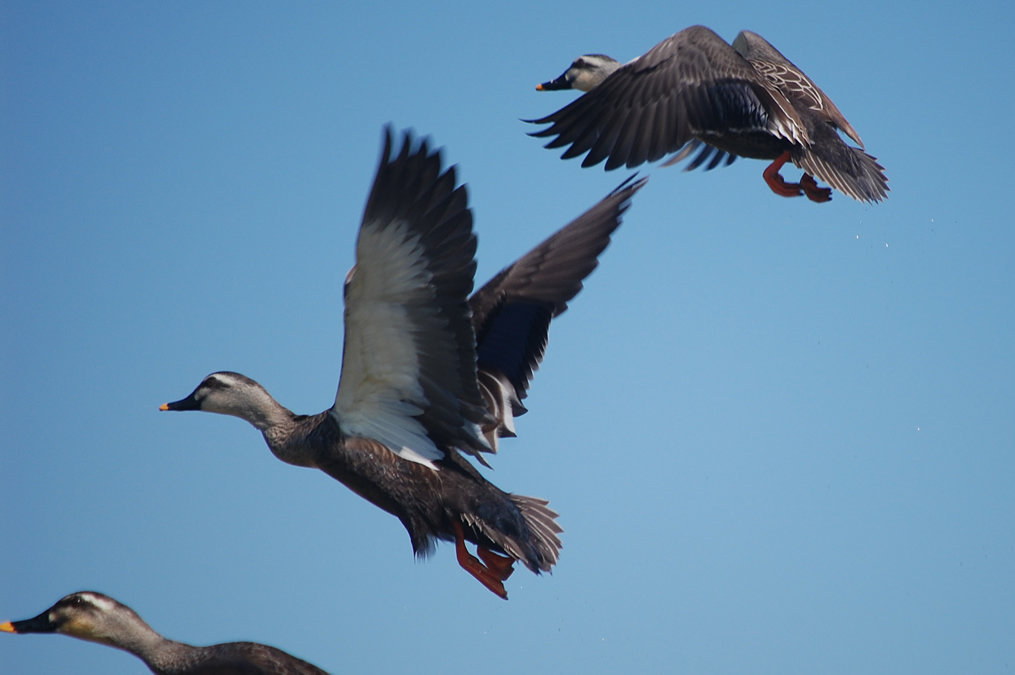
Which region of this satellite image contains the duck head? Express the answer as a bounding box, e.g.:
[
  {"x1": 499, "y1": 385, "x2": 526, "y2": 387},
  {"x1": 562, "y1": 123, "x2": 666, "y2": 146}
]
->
[
  {"x1": 1, "y1": 592, "x2": 137, "y2": 648},
  {"x1": 536, "y1": 54, "x2": 620, "y2": 92},
  {"x1": 161, "y1": 371, "x2": 283, "y2": 431}
]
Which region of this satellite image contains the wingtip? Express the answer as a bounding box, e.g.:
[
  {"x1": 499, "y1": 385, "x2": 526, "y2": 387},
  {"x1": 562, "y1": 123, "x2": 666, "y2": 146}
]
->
[{"x1": 615, "y1": 173, "x2": 648, "y2": 193}]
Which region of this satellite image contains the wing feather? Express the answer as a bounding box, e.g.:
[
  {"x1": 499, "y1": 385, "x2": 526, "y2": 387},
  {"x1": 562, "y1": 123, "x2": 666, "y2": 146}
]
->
[
  {"x1": 332, "y1": 128, "x2": 490, "y2": 468},
  {"x1": 468, "y1": 176, "x2": 646, "y2": 451},
  {"x1": 733, "y1": 30, "x2": 864, "y2": 148}
]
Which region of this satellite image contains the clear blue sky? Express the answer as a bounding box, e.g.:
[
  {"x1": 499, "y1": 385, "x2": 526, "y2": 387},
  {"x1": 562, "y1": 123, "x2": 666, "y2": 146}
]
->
[{"x1": 3, "y1": 2, "x2": 1013, "y2": 673}]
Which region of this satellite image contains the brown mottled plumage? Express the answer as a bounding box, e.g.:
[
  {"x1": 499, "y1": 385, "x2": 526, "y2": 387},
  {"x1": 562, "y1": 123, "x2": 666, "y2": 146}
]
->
[
  {"x1": 0, "y1": 591, "x2": 329, "y2": 675},
  {"x1": 529, "y1": 26, "x2": 888, "y2": 203},
  {"x1": 162, "y1": 127, "x2": 644, "y2": 598}
]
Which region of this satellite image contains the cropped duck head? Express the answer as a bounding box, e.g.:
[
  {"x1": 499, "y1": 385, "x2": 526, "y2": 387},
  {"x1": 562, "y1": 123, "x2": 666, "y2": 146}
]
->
[
  {"x1": 1, "y1": 592, "x2": 133, "y2": 648},
  {"x1": 160, "y1": 126, "x2": 645, "y2": 599}
]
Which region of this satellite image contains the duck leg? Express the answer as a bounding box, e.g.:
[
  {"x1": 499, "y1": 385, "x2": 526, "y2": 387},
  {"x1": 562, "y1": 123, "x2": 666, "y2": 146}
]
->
[
  {"x1": 478, "y1": 546, "x2": 516, "y2": 581},
  {"x1": 762, "y1": 151, "x2": 803, "y2": 198},
  {"x1": 453, "y1": 521, "x2": 509, "y2": 599},
  {"x1": 800, "y1": 173, "x2": 832, "y2": 203}
]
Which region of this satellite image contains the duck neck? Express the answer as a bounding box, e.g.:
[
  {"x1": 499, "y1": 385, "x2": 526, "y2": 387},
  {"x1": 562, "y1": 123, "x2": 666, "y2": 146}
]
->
[
  {"x1": 231, "y1": 389, "x2": 295, "y2": 433},
  {"x1": 216, "y1": 387, "x2": 319, "y2": 469},
  {"x1": 136, "y1": 639, "x2": 198, "y2": 675},
  {"x1": 90, "y1": 615, "x2": 186, "y2": 674},
  {"x1": 261, "y1": 412, "x2": 325, "y2": 469}
]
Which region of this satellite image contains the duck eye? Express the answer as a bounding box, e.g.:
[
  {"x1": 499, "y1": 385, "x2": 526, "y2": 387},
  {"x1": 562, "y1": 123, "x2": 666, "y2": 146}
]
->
[{"x1": 204, "y1": 377, "x2": 226, "y2": 391}]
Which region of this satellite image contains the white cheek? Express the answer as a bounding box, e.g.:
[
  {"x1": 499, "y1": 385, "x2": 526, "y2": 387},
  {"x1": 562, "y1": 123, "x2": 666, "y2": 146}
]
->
[{"x1": 573, "y1": 72, "x2": 594, "y2": 92}]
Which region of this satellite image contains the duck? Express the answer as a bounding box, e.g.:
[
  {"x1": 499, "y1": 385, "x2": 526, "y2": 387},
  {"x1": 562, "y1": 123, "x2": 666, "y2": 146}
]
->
[
  {"x1": 1, "y1": 591, "x2": 330, "y2": 674},
  {"x1": 527, "y1": 25, "x2": 888, "y2": 203},
  {"x1": 161, "y1": 126, "x2": 646, "y2": 599}
]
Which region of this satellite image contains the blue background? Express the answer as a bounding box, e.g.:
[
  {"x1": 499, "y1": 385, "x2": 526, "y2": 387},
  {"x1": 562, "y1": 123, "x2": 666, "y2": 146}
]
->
[{"x1": 3, "y1": 2, "x2": 1013, "y2": 673}]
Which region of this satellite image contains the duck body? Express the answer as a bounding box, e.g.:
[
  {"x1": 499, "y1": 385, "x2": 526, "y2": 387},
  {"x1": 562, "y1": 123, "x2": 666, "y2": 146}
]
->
[
  {"x1": 169, "y1": 384, "x2": 553, "y2": 571},
  {"x1": 163, "y1": 128, "x2": 644, "y2": 598},
  {"x1": 1, "y1": 591, "x2": 330, "y2": 675},
  {"x1": 308, "y1": 411, "x2": 551, "y2": 569},
  {"x1": 529, "y1": 25, "x2": 888, "y2": 203}
]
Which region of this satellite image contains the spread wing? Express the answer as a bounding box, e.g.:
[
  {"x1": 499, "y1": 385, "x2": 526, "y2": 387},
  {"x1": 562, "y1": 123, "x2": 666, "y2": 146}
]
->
[
  {"x1": 332, "y1": 127, "x2": 490, "y2": 468},
  {"x1": 527, "y1": 25, "x2": 807, "y2": 170},
  {"x1": 732, "y1": 30, "x2": 864, "y2": 148},
  {"x1": 469, "y1": 176, "x2": 646, "y2": 452}
]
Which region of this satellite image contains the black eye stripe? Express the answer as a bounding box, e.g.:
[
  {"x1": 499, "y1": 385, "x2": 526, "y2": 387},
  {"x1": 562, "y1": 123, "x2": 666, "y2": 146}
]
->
[{"x1": 58, "y1": 595, "x2": 87, "y2": 611}]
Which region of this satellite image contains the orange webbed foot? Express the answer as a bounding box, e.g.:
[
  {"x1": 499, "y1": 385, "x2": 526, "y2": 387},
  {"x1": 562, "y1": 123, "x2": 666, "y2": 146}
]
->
[
  {"x1": 800, "y1": 173, "x2": 832, "y2": 203},
  {"x1": 478, "y1": 546, "x2": 516, "y2": 581},
  {"x1": 763, "y1": 151, "x2": 803, "y2": 198},
  {"x1": 453, "y1": 522, "x2": 510, "y2": 599}
]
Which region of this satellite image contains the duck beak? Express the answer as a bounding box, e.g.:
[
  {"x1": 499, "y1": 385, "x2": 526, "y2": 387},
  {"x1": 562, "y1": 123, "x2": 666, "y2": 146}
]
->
[
  {"x1": 160, "y1": 393, "x2": 200, "y2": 412},
  {"x1": 1, "y1": 611, "x2": 57, "y2": 634},
  {"x1": 536, "y1": 72, "x2": 572, "y2": 91}
]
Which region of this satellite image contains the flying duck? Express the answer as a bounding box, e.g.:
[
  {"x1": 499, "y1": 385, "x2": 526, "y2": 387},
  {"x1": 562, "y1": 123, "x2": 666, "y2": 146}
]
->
[
  {"x1": 161, "y1": 127, "x2": 645, "y2": 598},
  {"x1": 528, "y1": 25, "x2": 888, "y2": 203},
  {"x1": 1, "y1": 591, "x2": 330, "y2": 674}
]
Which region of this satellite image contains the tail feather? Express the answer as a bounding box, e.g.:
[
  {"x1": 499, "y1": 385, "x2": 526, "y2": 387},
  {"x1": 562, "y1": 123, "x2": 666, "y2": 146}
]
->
[
  {"x1": 794, "y1": 125, "x2": 888, "y2": 203},
  {"x1": 463, "y1": 493, "x2": 562, "y2": 574},
  {"x1": 509, "y1": 494, "x2": 563, "y2": 573}
]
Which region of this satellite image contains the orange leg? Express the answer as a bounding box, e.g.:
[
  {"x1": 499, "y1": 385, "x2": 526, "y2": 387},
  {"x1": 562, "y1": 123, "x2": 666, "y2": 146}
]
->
[
  {"x1": 762, "y1": 151, "x2": 803, "y2": 198},
  {"x1": 478, "y1": 546, "x2": 515, "y2": 581},
  {"x1": 453, "y1": 521, "x2": 509, "y2": 599},
  {"x1": 800, "y1": 173, "x2": 832, "y2": 203}
]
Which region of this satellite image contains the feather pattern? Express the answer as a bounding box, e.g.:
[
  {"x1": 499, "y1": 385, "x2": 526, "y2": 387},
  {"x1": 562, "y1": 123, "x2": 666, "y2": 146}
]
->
[
  {"x1": 732, "y1": 30, "x2": 864, "y2": 148},
  {"x1": 333, "y1": 129, "x2": 490, "y2": 467}
]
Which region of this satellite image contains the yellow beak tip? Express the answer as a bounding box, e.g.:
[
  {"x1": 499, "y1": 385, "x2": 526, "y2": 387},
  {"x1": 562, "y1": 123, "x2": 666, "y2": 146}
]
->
[
  {"x1": 159, "y1": 403, "x2": 169, "y2": 411},
  {"x1": 0, "y1": 622, "x2": 16, "y2": 633}
]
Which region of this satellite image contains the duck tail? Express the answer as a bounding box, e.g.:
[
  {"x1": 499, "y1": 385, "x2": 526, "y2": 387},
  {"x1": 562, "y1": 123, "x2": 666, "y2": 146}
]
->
[
  {"x1": 507, "y1": 494, "x2": 563, "y2": 573},
  {"x1": 794, "y1": 127, "x2": 889, "y2": 203}
]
